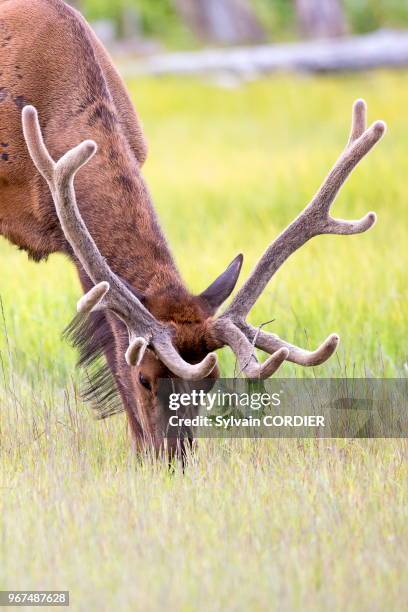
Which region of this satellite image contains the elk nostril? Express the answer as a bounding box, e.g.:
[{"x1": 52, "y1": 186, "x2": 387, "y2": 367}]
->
[{"x1": 139, "y1": 373, "x2": 152, "y2": 391}]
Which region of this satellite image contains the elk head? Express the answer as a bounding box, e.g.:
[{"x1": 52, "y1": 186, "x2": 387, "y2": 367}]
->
[{"x1": 21, "y1": 100, "x2": 385, "y2": 453}]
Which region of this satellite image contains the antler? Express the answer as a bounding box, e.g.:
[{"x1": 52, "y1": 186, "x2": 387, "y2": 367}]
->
[
  {"x1": 214, "y1": 100, "x2": 386, "y2": 377},
  {"x1": 22, "y1": 106, "x2": 217, "y2": 380}
]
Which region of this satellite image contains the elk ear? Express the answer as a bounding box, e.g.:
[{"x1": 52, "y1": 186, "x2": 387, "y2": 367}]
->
[{"x1": 199, "y1": 254, "x2": 243, "y2": 312}]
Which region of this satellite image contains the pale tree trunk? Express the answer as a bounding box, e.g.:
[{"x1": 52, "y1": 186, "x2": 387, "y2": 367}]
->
[
  {"x1": 296, "y1": 0, "x2": 347, "y2": 39},
  {"x1": 118, "y1": 6, "x2": 142, "y2": 40},
  {"x1": 174, "y1": 0, "x2": 265, "y2": 44}
]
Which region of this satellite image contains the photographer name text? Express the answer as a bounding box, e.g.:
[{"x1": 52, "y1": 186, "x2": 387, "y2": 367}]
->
[{"x1": 169, "y1": 414, "x2": 325, "y2": 429}]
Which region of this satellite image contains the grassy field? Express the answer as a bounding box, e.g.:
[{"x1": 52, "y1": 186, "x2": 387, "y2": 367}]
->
[{"x1": 1, "y1": 71, "x2": 407, "y2": 610}]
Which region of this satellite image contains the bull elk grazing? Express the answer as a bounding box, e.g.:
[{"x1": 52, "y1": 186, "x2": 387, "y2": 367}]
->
[{"x1": 0, "y1": 0, "x2": 385, "y2": 453}]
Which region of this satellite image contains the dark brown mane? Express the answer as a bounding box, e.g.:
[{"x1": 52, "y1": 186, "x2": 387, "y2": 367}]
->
[
  {"x1": 63, "y1": 273, "x2": 147, "y2": 420},
  {"x1": 64, "y1": 310, "x2": 124, "y2": 419}
]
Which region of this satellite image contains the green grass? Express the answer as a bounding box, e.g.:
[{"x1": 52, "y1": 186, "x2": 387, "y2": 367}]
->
[{"x1": 1, "y1": 71, "x2": 407, "y2": 610}]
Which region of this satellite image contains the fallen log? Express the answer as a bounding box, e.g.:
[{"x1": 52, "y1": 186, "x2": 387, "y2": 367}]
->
[{"x1": 120, "y1": 30, "x2": 408, "y2": 78}]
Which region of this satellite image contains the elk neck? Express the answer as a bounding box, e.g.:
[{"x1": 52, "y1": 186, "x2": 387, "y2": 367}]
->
[
  {"x1": 71, "y1": 136, "x2": 190, "y2": 308},
  {"x1": 70, "y1": 144, "x2": 216, "y2": 365}
]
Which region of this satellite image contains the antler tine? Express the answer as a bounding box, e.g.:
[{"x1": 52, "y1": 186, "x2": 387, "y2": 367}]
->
[
  {"x1": 240, "y1": 321, "x2": 339, "y2": 367},
  {"x1": 126, "y1": 336, "x2": 149, "y2": 367},
  {"x1": 77, "y1": 281, "x2": 110, "y2": 314},
  {"x1": 213, "y1": 319, "x2": 288, "y2": 379},
  {"x1": 309, "y1": 117, "x2": 385, "y2": 233},
  {"x1": 22, "y1": 105, "x2": 217, "y2": 380},
  {"x1": 154, "y1": 336, "x2": 218, "y2": 381},
  {"x1": 306, "y1": 98, "x2": 384, "y2": 235},
  {"x1": 348, "y1": 98, "x2": 367, "y2": 144},
  {"x1": 20, "y1": 106, "x2": 55, "y2": 182}
]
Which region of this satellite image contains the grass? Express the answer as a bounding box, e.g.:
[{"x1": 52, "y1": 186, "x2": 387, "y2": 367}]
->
[{"x1": 1, "y1": 70, "x2": 407, "y2": 610}]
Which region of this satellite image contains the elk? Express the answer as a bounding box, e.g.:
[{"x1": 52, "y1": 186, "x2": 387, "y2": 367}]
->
[{"x1": 0, "y1": 0, "x2": 385, "y2": 453}]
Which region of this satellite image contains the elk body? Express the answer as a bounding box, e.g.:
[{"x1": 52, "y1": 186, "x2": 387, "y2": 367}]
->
[{"x1": 0, "y1": 0, "x2": 385, "y2": 454}]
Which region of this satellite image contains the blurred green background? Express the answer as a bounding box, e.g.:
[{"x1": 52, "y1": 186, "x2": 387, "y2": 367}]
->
[{"x1": 70, "y1": 0, "x2": 408, "y2": 48}]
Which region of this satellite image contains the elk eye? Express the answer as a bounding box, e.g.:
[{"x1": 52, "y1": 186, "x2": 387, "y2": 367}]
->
[{"x1": 139, "y1": 373, "x2": 152, "y2": 391}]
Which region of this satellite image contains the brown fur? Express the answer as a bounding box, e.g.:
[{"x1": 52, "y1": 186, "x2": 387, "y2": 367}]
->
[{"x1": 0, "y1": 0, "x2": 228, "y2": 453}]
